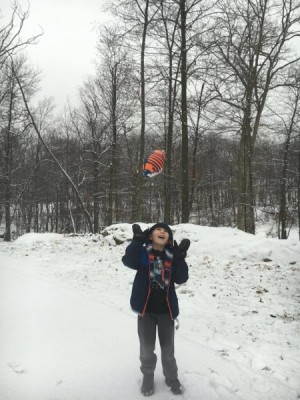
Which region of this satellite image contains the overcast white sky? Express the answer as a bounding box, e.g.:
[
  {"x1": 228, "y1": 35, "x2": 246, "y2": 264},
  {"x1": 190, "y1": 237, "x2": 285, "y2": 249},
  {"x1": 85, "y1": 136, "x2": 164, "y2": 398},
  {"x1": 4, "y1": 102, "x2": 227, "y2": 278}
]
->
[
  {"x1": 0, "y1": 0, "x2": 110, "y2": 111},
  {"x1": 1, "y1": 2, "x2": 299, "y2": 113}
]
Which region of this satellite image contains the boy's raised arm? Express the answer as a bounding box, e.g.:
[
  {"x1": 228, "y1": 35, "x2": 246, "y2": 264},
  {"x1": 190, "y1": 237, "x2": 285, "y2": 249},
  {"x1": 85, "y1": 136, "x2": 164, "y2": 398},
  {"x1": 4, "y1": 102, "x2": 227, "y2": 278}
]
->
[
  {"x1": 122, "y1": 224, "x2": 149, "y2": 269},
  {"x1": 172, "y1": 239, "x2": 190, "y2": 284},
  {"x1": 122, "y1": 240, "x2": 143, "y2": 269}
]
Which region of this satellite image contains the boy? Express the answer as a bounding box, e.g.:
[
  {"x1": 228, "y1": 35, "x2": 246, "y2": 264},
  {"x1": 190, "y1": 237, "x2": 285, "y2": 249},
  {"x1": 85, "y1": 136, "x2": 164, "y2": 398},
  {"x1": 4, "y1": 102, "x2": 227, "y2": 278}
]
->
[{"x1": 122, "y1": 222, "x2": 190, "y2": 396}]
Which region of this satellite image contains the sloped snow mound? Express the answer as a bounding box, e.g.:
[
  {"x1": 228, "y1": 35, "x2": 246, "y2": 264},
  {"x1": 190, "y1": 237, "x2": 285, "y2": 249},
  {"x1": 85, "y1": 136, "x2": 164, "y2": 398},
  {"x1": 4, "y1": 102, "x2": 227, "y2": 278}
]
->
[
  {"x1": 101, "y1": 222, "x2": 149, "y2": 245},
  {"x1": 173, "y1": 224, "x2": 300, "y2": 265},
  {"x1": 15, "y1": 233, "x2": 63, "y2": 244},
  {"x1": 103, "y1": 223, "x2": 300, "y2": 265}
]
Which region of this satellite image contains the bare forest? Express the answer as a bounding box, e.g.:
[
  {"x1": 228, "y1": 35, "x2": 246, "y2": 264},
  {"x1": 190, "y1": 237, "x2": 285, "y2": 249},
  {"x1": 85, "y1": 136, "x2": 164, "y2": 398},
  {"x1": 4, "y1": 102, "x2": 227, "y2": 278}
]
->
[{"x1": 0, "y1": 0, "x2": 300, "y2": 241}]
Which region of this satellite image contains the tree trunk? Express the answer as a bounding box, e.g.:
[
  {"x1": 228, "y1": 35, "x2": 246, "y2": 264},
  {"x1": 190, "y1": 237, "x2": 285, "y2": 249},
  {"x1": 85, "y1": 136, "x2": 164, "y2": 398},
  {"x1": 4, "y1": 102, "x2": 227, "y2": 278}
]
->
[
  {"x1": 3, "y1": 79, "x2": 15, "y2": 242},
  {"x1": 162, "y1": 4, "x2": 180, "y2": 225},
  {"x1": 107, "y1": 68, "x2": 118, "y2": 226},
  {"x1": 33, "y1": 141, "x2": 40, "y2": 233},
  {"x1": 237, "y1": 107, "x2": 255, "y2": 234},
  {"x1": 93, "y1": 152, "x2": 100, "y2": 233},
  {"x1": 134, "y1": 0, "x2": 149, "y2": 222},
  {"x1": 190, "y1": 83, "x2": 204, "y2": 213},
  {"x1": 55, "y1": 186, "x2": 59, "y2": 233},
  {"x1": 278, "y1": 87, "x2": 299, "y2": 239},
  {"x1": 298, "y1": 139, "x2": 300, "y2": 241},
  {"x1": 164, "y1": 127, "x2": 173, "y2": 223},
  {"x1": 4, "y1": 125, "x2": 12, "y2": 241},
  {"x1": 278, "y1": 141, "x2": 290, "y2": 239},
  {"x1": 45, "y1": 196, "x2": 49, "y2": 232},
  {"x1": 180, "y1": 0, "x2": 189, "y2": 223},
  {"x1": 164, "y1": 56, "x2": 179, "y2": 224}
]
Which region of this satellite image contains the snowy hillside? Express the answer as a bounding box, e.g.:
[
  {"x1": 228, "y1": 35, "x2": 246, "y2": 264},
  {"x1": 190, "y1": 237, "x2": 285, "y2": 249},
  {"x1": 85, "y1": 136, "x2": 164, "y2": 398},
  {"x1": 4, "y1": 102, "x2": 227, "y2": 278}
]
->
[{"x1": 0, "y1": 223, "x2": 299, "y2": 400}]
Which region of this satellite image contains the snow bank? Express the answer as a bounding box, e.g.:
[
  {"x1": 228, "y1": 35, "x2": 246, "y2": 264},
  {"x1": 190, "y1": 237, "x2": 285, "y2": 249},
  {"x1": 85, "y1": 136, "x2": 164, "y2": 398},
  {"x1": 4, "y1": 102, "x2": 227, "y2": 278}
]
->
[
  {"x1": 100, "y1": 223, "x2": 300, "y2": 265},
  {"x1": 13, "y1": 224, "x2": 300, "y2": 265},
  {"x1": 173, "y1": 224, "x2": 300, "y2": 265},
  {"x1": 15, "y1": 233, "x2": 63, "y2": 244}
]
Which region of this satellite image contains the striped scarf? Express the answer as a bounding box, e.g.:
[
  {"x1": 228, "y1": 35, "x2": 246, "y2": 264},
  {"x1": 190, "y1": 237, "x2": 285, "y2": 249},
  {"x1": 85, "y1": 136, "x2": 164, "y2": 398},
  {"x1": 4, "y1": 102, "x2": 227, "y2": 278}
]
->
[{"x1": 146, "y1": 244, "x2": 173, "y2": 289}]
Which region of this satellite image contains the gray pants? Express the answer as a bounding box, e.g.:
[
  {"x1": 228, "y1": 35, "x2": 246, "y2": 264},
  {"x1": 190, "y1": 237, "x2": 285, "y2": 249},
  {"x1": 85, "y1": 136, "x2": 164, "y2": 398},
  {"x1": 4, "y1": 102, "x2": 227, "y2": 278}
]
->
[{"x1": 138, "y1": 313, "x2": 178, "y2": 380}]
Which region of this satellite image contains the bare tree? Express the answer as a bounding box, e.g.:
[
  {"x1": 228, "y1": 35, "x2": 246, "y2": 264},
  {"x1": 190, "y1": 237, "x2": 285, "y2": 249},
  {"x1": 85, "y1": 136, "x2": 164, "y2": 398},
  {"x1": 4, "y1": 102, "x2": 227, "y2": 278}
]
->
[
  {"x1": 111, "y1": 0, "x2": 161, "y2": 221},
  {"x1": 211, "y1": 0, "x2": 300, "y2": 233},
  {"x1": 12, "y1": 62, "x2": 94, "y2": 233},
  {"x1": 2, "y1": 62, "x2": 15, "y2": 241},
  {"x1": 270, "y1": 69, "x2": 300, "y2": 238},
  {"x1": 150, "y1": 1, "x2": 181, "y2": 223},
  {"x1": 167, "y1": 0, "x2": 215, "y2": 222},
  {"x1": 68, "y1": 80, "x2": 110, "y2": 233},
  {"x1": 0, "y1": 2, "x2": 42, "y2": 241},
  {"x1": 0, "y1": 1, "x2": 42, "y2": 67},
  {"x1": 179, "y1": 0, "x2": 190, "y2": 222},
  {"x1": 94, "y1": 25, "x2": 137, "y2": 225},
  {"x1": 0, "y1": 55, "x2": 39, "y2": 241}
]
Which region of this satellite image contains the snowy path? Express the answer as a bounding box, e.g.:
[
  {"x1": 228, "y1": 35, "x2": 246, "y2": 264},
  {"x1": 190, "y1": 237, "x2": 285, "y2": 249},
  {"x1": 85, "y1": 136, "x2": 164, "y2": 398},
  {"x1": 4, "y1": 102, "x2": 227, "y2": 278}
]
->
[
  {"x1": 0, "y1": 260, "x2": 140, "y2": 400},
  {"x1": 0, "y1": 226, "x2": 299, "y2": 400}
]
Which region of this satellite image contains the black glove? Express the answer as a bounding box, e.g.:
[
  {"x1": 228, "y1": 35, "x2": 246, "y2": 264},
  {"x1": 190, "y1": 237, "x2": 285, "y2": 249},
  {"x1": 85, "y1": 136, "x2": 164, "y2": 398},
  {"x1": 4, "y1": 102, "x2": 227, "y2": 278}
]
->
[
  {"x1": 132, "y1": 224, "x2": 149, "y2": 243},
  {"x1": 173, "y1": 239, "x2": 190, "y2": 259}
]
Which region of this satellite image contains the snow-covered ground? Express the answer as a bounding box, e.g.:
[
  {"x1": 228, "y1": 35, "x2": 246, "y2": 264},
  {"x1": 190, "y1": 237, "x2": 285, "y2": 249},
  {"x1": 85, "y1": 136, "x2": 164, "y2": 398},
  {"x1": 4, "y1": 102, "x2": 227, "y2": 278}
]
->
[{"x1": 0, "y1": 223, "x2": 299, "y2": 400}]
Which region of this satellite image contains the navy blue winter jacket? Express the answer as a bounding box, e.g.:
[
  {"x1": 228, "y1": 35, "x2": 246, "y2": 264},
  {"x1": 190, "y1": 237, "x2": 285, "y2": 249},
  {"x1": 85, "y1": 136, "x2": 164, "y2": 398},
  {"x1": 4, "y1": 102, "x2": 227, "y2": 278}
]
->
[{"x1": 122, "y1": 240, "x2": 189, "y2": 319}]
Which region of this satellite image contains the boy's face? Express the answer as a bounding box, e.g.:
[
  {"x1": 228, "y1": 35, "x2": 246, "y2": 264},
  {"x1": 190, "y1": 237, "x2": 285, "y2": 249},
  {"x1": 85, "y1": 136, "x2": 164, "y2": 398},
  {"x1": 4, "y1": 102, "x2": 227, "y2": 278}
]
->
[{"x1": 149, "y1": 227, "x2": 170, "y2": 248}]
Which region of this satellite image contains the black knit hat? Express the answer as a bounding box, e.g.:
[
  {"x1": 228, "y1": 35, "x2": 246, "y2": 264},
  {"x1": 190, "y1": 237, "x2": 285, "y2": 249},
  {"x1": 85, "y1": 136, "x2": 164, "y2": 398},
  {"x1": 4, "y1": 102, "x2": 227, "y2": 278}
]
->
[{"x1": 148, "y1": 222, "x2": 173, "y2": 245}]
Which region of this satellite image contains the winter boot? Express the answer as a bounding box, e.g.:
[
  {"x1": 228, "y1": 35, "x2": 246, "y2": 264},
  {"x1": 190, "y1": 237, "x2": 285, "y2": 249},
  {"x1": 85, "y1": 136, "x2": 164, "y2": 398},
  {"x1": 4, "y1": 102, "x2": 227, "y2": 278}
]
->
[
  {"x1": 165, "y1": 378, "x2": 184, "y2": 395},
  {"x1": 141, "y1": 374, "x2": 154, "y2": 396}
]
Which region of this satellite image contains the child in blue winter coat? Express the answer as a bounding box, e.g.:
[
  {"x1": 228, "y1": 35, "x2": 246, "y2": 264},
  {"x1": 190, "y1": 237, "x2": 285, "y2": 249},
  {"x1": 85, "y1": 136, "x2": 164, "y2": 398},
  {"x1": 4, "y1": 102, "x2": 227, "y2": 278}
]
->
[{"x1": 122, "y1": 222, "x2": 190, "y2": 396}]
